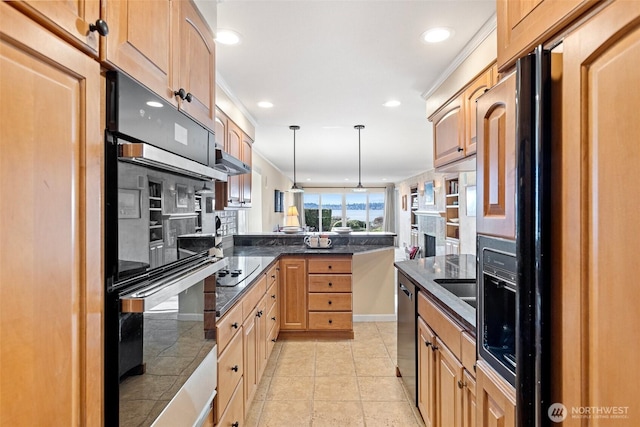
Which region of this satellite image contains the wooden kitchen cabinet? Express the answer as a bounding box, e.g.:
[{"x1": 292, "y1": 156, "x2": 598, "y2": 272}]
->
[
  {"x1": 7, "y1": 0, "x2": 102, "y2": 56},
  {"x1": 215, "y1": 111, "x2": 253, "y2": 208},
  {"x1": 462, "y1": 370, "x2": 477, "y2": 427},
  {"x1": 418, "y1": 317, "x2": 437, "y2": 427},
  {"x1": 243, "y1": 294, "x2": 267, "y2": 411},
  {"x1": 307, "y1": 256, "x2": 353, "y2": 334},
  {"x1": 463, "y1": 68, "x2": 494, "y2": 156},
  {"x1": 0, "y1": 4, "x2": 103, "y2": 424},
  {"x1": 496, "y1": 0, "x2": 598, "y2": 71},
  {"x1": 475, "y1": 71, "x2": 516, "y2": 240},
  {"x1": 279, "y1": 257, "x2": 308, "y2": 330},
  {"x1": 431, "y1": 93, "x2": 465, "y2": 168},
  {"x1": 557, "y1": 2, "x2": 640, "y2": 424},
  {"x1": 475, "y1": 360, "x2": 515, "y2": 427},
  {"x1": 436, "y1": 337, "x2": 464, "y2": 427},
  {"x1": 241, "y1": 132, "x2": 253, "y2": 206}
]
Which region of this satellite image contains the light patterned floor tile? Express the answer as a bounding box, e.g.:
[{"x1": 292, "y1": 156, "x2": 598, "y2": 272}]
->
[
  {"x1": 358, "y1": 377, "x2": 407, "y2": 401},
  {"x1": 259, "y1": 400, "x2": 313, "y2": 426},
  {"x1": 314, "y1": 376, "x2": 360, "y2": 401},
  {"x1": 362, "y1": 401, "x2": 420, "y2": 426},
  {"x1": 311, "y1": 401, "x2": 365, "y2": 426},
  {"x1": 266, "y1": 376, "x2": 314, "y2": 401},
  {"x1": 353, "y1": 356, "x2": 397, "y2": 376}
]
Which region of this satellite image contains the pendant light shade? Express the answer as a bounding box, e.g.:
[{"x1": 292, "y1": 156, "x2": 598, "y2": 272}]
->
[
  {"x1": 353, "y1": 125, "x2": 367, "y2": 192},
  {"x1": 289, "y1": 125, "x2": 304, "y2": 193}
]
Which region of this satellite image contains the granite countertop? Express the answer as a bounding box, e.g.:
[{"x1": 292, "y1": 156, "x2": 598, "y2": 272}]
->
[
  {"x1": 395, "y1": 254, "x2": 477, "y2": 332},
  {"x1": 237, "y1": 231, "x2": 397, "y2": 236}
]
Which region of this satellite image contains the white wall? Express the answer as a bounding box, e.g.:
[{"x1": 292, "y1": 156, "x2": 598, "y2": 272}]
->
[{"x1": 352, "y1": 248, "x2": 396, "y2": 321}]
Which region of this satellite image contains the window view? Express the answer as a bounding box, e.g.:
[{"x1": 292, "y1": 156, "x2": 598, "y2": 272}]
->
[{"x1": 303, "y1": 191, "x2": 385, "y2": 232}]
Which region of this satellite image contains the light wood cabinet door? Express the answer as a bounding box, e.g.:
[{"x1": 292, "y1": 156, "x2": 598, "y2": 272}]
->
[
  {"x1": 256, "y1": 296, "x2": 268, "y2": 381},
  {"x1": 0, "y1": 4, "x2": 102, "y2": 424},
  {"x1": 431, "y1": 94, "x2": 465, "y2": 167},
  {"x1": 243, "y1": 305, "x2": 258, "y2": 409},
  {"x1": 462, "y1": 370, "x2": 476, "y2": 427},
  {"x1": 558, "y1": 2, "x2": 640, "y2": 424},
  {"x1": 227, "y1": 120, "x2": 242, "y2": 205},
  {"x1": 436, "y1": 337, "x2": 464, "y2": 427},
  {"x1": 496, "y1": 0, "x2": 598, "y2": 71},
  {"x1": 463, "y1": 68, "x2": 493, "y2": 156},
  {"x1": 475, "y1": 361, "x2": 515, "y2": 427},
  {"x1": 417, "y1": 317, "x2": 437, "y2": 427},
  {"x1": 176, "y1": 0, "x2": 215, "y2": 130},
  {"x1": 241, "y1": 132, "x2": 253, "y2": 206},
  {"x1": 475, "y1": 71, "x2": 516, "y2": 240},
  {"x1": 8, "y1": 0, "x2": 101, "y2": 55},
  {"x1": 279, "y1": 257, "x2": 307, "y2": 330},
  {"x1": 103, "y1": 0, "x2": 176, "y2": 103},
  {"x1": 214, "y1": 109, "x2": 228, "y2": 148}
]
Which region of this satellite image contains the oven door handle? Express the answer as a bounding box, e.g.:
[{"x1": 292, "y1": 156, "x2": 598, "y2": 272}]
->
[{"x1": 120, "y1": 257, "x2": 228, "y2": 312}]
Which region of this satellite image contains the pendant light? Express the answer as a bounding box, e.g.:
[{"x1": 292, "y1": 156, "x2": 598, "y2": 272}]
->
[
  {"x1": 289, "y1": 125, "x2": 304, "y2": 193},
  {"x1": 353, "y1": 125, "x2": 367, "y2": 192}
]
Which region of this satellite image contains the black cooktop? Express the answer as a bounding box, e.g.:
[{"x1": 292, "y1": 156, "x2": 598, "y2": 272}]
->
[{"x1": 216, "y1": 257, "x2": 262, "y2": 287}]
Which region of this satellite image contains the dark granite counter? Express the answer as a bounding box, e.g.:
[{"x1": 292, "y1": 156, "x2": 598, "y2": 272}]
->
[
  {"x1": 394, "y1": 254, "x2": 477, "y2": 333},
  {"x1": 234, "y1": 231, "x2": 395, "y2": 247},
  {"x1": 232, "y1": 244, "x2": 393, "y2": 257}
]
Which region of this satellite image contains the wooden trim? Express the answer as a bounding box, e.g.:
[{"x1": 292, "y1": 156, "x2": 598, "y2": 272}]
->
[{"x1": 277, "y1": 330, "x2": 355, "y2": 340}]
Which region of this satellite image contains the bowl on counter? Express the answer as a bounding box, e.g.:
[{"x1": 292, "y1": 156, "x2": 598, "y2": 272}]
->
[{"x1": 331, "y1": 226, "x2": 352, "y2": 234}]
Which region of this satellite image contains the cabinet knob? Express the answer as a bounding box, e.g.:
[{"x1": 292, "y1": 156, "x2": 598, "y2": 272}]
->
[
  {"x1": 328, "y1": 282, "x2": 333, "y2": 287},
  {"x1": 231, "y1": 365, "x2": 239, "y2": 372},
  {"x1": 328, "y1": 319, "x2": 333, "y2": 324},
  {"x1": 425, "y1": 341, "x2": 432, "y2": 347},
  {"x1": 231, "y1": 322, "x2": 239, "y2": 329},
  {"x1": 328, "y1": 265, "x2": 332, "y2": 269},
  {"x1": 457, "y1": 147, "x2": 464, "y2": 152},
  {"x1": 431, "y1": 344, "x2": 439, "y2": 352},
  {"x1": 174, "y1": 88, "x2": 187, "y2": 100},
  {"x1": 457, "y1": 380, "x2": 466, "y2": 389},
  {"x1": 271, "y1": 275, "x2": 276, "y2": 279},
  {"x1": 271, "y1": 294, "x2": 276, "y2": 299},
  {"x1": 271, "y1": 338, "x2": 277, "y2": 342},
  {"x1": 184, "y1": 92, "x2": 193, "y2": 103},
  {"x1": 256, "y1": 310, "x2": 263, "y2": 317},
  {"x1": 232, "y1": 422, "x2": 239, "y2": 427},
  {"x1": 271, "y1": 316, "x2": 276, "y2": 321},
  {"x1": 328, "y1": 300, "x2": 332, "y2": 305},
  {"x1": 89, "y1": 19, "x2": 109, "y2": 36}
]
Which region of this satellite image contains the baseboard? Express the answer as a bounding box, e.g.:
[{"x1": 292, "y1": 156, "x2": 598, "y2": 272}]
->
[
  {"x1": 177, "y1": 313, "x2": 204, "y2": 321},
  {"x1": 353, "y1": 314, "x2": 397, "y2": 322}
]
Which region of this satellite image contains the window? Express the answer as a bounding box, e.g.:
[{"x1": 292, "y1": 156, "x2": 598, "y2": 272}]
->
[{"x1": 303, "y1": 190, "x2": 385, "y2": 232}]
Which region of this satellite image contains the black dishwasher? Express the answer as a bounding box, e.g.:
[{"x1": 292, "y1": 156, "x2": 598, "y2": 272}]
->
[{"x1": 397, "y1": 271, "x2": 417, "y2": 404}]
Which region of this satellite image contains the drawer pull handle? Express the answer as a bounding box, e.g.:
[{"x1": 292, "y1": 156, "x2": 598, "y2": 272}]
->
[
  {"x1": 232, "y1": 422, "x2": 239, "y2": 427},
  {"x1": 231, "y1": 322, "x2": 239, "y2": 329},
  {"x1": 328, "y1": 300, "x2": 332, "y2": 305},
  {"x1": 271, "y1": 316, "x2": 276, "y2": 321},
  {"x1": 271, "y1": 294, "x2": 276, "y2": 299},
  {"x1": 328, "y1": 319, "x2": 333, "y2": 324},
  {"x1": 231, "y1": 365, "x2": 239, "y2": 372}
]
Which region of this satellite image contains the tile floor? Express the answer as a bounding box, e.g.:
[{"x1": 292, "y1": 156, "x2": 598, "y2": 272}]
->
[{"x1": 244, "y1": 321, "x2": 426, "y2": 427}]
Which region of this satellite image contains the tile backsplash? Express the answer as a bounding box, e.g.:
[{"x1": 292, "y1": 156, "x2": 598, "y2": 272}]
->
[{"x1": 215, "y1": 210, "x2": 237, "y2": 236}]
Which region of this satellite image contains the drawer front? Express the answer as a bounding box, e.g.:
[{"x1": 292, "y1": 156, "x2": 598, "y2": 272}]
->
[
  {"x1": 216, "y1": 302, "x2": 243, "y2": 354},
  {"x1": 461, "y1": 331, "x2": 477, "y2": 375},
  {"x1": 266, "y1": 281, "x2": 278, "y2": 312},
  {"x1": 308, "y1": 257, "x2": 352, "y2": 274},
  {"x1": 266, "y1": 297, "x2": 279, "y2": 334},
  {"x1": 308, "y1": 274, "x2": 352, "y2": 292},
  {"x1": 266, "y1": 263, "x2": 278, "y2": 287},
  {"x1": 308, "y1": 293, "x2": 352, "y2": 311},
  {"x1": 418, "y1": 292, "x2": 463, "y2": 359},
  {"x1": 217, "y1": 376, "x2": 244, "y2": 427},
  {"x1": 217, "y1": 328, "x2": 244, "y2": 412},
  {"x1": 242, "y1": 274, "x2": 267, "y2": 322},
  {"x1": 308, "y1": 311, "x2": 352, "y2": 330}
]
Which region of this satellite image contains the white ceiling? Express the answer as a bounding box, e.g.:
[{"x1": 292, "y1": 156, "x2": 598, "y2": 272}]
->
[{"x1": 208, "y1": 0, "x2": 495, "y2": 187}]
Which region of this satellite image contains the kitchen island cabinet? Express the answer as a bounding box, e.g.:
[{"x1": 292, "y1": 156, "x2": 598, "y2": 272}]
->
[
  {"x1": 0, "y1": 4, "x2": 103, "y2": 424},
  {"x1": 475, "y1": 360, "x2": 515, "y2": 427}
]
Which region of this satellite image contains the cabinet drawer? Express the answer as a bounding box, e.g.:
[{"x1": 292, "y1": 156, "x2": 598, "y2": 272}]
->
[
  {"x1": 267, "y1": 317, "x2": 279, "y2": 357},
  {"x1": 266, "y1": 281, "x2": 278, "y2": 313},
  {"x1": 461, "y1": 331, "x2": 476, "y2": 375},
  {"x1": 308, "y1": 257, "x2": 352, "y2": 274},
  {"x1": 266, "y1": 263, "x2": 278, "y2": 288},
  {"x1": 266, "y1": 297, "x2": 278, "y2": 334},
  {"x1": 217, "y1": 376, "x2": 244, "y2": 427},
  {"x1": 216, "y1": 302, "x2": 243, "y2": 354},
  {"x1": 308, "y1": 293, "x2": 352, "y2": 311},
  {"x1": 308, "y1": 312, "x2": 352, "y2": 330},
  {"x1": 418, "y1": 292, "x2": 463, "y2": 359},
  {"x1": 217, "y1": 328, "x2": 243, "y2": 412},
  {"x1": 308, "y1": 274, "x2": 352, "y2": 292},
  {"x1": 242, "y1": 275, "x2": 267, "y2": 322}
]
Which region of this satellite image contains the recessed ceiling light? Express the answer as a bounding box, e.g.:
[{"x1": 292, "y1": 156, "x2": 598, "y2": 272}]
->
[
  {"x1": 306, "y1": 178, "x2": 312, "y2": 181},
  {"x1": 383, "y1": 100, "x2": 401, "y2": 107},
  {"x1": 382, "y1": 178, "x2": 388, "y2": 181},
  {"x1": 421, "y1": 27, "x2": 454, "y2": 44},
  {"x1": 257, "y1": 101, "x2": 273, "y2": 108},
  {"x1": 344, "y1": 178, "x2": 350, "y2": 181},
  {"x1": 215, "y1": 29, "x2": 241, "y2": 45},
  {"x1": 146, "y1": 101, "x2": 163, "y2": 108}
]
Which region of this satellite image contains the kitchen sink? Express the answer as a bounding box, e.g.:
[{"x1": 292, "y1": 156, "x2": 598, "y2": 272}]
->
[{"x1": 433, "y1": 279, "x2": 477, "y2": 309}]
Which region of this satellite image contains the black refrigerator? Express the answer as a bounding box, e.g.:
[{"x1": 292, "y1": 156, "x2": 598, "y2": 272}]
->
[{"x1": 515, "y1": 45, "x2": 559, "y2": 426}]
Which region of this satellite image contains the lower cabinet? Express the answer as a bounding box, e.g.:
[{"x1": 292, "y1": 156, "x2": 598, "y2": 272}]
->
[
  {"x1": 475, "y1": 360, "x2": 515, "y2": 427},
  {"x1": 417, "y1": 292, "x2": 476, "y2": 427},
  {"x1": 216, "y1": 265, "x2": 279, "y2": 426},
  {"x1": 279, "y1": 257, "x2": 307, "y2": 330}
]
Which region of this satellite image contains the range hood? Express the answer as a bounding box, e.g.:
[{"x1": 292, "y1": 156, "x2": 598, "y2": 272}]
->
[{"x1": 214, "y1": 145, "x2": 251, "y2": 176}]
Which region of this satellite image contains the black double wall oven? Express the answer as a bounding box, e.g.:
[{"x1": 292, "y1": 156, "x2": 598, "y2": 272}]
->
[{"x1": 104, "y1": 72, "x2": 228, "y2": 426}]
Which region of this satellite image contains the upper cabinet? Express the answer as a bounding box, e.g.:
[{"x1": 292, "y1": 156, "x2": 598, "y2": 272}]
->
[
  {"x1": 176, "y1": 0, "x2": 216, "y2": 130},
  {"x1": 430, "y1": 65, "x2": 495, "y2": 169},
  {"x1": 215, "y1": 110, "x2": 253, "y2": 209},
  {"x1": 103, "y1": 0, "x2": 175, "y2": 103},
  {"x1": 103, "y1": 0, "x2": 215, "y2": 130},
  {"x1": 7, "y1": 0, "x2": 102, "y2": 56},
  {"x1": 496, "y1": 0, "x2": 599, "y2": 71},
  {"x1": 475, "y1": 71, "x2": 516, "y2": 240},
  {"x1": 241, "y1": 133, "x2": 253, "y2": 206}
]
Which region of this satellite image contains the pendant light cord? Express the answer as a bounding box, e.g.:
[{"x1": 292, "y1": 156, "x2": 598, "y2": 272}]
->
[
  {"x1": 354, "y1": 125, "x2": 365, "y2": 188},
  {"x1": 289, "y1": 125, "x2": 301, "y2": 190}
]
